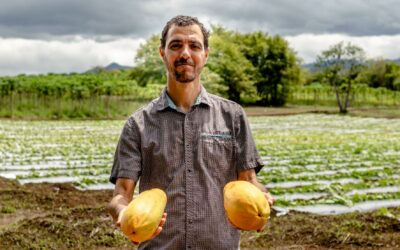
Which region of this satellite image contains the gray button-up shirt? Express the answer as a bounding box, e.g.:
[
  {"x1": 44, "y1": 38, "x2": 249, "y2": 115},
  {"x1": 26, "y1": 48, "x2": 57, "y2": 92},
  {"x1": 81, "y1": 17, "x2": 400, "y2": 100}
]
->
[{"x1": 110, "y1": 86, "x2": 264, "y2": 250}]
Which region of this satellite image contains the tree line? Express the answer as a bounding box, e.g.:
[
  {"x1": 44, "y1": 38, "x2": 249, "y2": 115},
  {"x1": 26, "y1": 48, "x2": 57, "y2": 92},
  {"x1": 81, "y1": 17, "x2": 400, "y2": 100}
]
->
[
  {"x1": 131, "y1": 25, "x2": 302, "y2": 106},
  {"x1": 131, "y1": 26, "x2": 400, "y2": 112},
  {"x1": 0, "y1": 26, "x2": 399, "y2": 118}
]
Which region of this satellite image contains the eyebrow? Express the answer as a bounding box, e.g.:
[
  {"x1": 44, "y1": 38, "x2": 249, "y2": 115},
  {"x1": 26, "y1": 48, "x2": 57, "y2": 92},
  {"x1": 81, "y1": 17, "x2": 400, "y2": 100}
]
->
[
  {"x1": 168, "y1": 39, "x2": 202, "y2": 46},
  {"x1": 168, "y1": 39, "x2": 183, "y2": 45}
]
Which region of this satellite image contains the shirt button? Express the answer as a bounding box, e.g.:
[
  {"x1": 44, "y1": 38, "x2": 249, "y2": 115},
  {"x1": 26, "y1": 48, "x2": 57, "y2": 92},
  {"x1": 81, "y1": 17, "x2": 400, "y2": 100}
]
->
[
  {"x1": 189, "y1": 219, "x2": 193, "y2": 224},
  {"x1": 188, "y1": 246, "x2": 192, "y2": 249},
  {"x1": 187, "y1": 169, "x2": 192, "y2": 172}
]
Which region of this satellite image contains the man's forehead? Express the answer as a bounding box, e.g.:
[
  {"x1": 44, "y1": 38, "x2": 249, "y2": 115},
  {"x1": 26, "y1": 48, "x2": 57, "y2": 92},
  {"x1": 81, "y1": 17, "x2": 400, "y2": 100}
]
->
[{"x1": 166, "y1": 24, "x2": 204, "y2": 42}]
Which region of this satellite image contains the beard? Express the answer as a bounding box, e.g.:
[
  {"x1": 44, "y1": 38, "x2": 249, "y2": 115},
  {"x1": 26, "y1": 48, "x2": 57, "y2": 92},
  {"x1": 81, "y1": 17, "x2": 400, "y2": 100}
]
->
[
  {"x1": 173, "y1": 58, "x2": 197, "y2": 83},
  {"x1": 174, "y1": 70, "x2": 196, "y2": 83}
]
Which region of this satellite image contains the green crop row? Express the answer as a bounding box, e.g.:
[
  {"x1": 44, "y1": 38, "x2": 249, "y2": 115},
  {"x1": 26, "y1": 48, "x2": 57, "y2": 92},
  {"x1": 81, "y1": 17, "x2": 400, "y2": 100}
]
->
[{"x1": 1, "y1": 114, "x2": 400, "y2": 210}]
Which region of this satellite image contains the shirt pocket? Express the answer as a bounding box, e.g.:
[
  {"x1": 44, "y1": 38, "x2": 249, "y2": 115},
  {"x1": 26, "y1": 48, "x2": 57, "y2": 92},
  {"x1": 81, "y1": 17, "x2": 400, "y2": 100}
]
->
[{"x1": 199, "y1": 132, "x2": 235, "y2": 181}]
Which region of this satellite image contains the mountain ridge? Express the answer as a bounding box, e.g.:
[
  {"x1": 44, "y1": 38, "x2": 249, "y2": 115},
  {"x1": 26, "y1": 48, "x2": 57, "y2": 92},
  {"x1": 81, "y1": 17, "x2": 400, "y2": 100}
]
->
[
  {"x1": 85, "y1": 62, "x2": 132, "y2": 73},
  {"x1": 302, "y1": 58, "x2": 400, "y2": 72}
]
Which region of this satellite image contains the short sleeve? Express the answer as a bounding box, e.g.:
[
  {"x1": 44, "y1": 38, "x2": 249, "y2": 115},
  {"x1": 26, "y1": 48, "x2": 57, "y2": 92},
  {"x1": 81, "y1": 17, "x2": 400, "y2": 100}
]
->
[
  {"x1": 234, "y1": 106, "x2": 264, "y2": 174},
  {"x1": 109, "y1": 119, "x2": 142, "y2": 184}
]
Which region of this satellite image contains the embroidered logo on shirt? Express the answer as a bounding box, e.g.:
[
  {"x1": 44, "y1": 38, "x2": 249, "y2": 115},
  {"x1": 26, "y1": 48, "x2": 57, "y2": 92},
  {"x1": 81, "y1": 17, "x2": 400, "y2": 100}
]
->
[{"x1": 200, "y1": 132, "x2": 232, "y2": 139}]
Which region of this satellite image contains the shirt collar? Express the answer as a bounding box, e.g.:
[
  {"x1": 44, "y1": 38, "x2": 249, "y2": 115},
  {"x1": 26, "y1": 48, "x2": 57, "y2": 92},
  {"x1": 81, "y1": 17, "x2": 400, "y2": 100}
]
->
[{"x1": 156, "y1": 85, "x2": 211, "y2": 111}]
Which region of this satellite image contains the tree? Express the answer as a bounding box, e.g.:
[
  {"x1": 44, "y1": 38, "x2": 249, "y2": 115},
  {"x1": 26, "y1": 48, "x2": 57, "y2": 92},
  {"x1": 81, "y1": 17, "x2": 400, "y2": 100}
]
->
[
  {"x1": 207, "y1": 26, "x2": 256, "y2": 103},
  {"x1": 130, "y1": 35, "x2": 166, "y2": 86},
  {"x1": 200, "y1": 67, "x2": 227, "y2": 98},
  {"x1": 359, "y1": 59, "x2": 400, "y2": 91},
  {"x1": 129, "y1": 26, "x2": 302, "y2": 105},
  {"x1": 316, "y1": 42, "x2": 366, "y2": 113},
  {"x1": 237, "y1": 32, "x2": 302, "y2": 106}
]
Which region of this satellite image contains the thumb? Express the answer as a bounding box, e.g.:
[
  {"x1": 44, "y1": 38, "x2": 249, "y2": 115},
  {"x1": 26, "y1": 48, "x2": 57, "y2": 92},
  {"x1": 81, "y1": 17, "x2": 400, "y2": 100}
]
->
[{"x1": 116, "y1": 207, "x2": 127, "y2": 228}]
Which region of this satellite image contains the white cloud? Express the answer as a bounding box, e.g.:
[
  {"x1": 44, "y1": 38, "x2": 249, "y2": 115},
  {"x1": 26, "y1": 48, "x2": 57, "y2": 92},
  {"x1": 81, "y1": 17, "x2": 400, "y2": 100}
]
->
[
  {"x1": 285, "y1": 34, "x2": 400, "y2": 63},
  {"x1": 1, "y1": 33, "x2": 400, "y2": 76},
  {"x1": 0, "y1": 36, "x2": 145, "y2": 76}
]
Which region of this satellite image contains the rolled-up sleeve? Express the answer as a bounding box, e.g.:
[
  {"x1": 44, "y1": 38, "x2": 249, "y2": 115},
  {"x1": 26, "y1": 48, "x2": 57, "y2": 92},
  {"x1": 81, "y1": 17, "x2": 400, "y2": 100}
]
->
[
  {"x1": 109, "y1": 118, "x2": 142, "y2": 184},
  {"x1": 234, "y1": 106, "x2": 264, "y2": 174}
]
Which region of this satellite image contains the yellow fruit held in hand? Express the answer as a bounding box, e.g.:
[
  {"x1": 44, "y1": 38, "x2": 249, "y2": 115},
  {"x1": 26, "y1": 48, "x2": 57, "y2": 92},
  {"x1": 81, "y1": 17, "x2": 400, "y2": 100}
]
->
[
  {"x1": 224, "y1": 181, "x2": 270, "y2": 231},
  {"x1": 120, "y1": 188, "x2": 167, "y2": 243}
]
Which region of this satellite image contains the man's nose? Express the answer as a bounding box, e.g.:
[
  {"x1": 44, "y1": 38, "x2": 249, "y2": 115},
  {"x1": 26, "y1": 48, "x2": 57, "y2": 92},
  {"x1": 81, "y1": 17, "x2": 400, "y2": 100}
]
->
[{"x1": 180, "y1": 45, "x2": 190, "y2": 59}]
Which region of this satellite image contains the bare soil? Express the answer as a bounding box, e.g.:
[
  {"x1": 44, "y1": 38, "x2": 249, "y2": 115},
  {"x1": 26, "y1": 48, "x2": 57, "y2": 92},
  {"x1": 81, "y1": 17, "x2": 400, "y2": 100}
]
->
[{"x1": 0, "y1": 177, "x2": 399, "y2": 250}]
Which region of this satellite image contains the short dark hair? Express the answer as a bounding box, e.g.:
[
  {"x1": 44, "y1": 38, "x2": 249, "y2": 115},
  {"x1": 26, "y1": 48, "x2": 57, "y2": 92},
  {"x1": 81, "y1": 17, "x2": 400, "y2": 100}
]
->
[{"x1": 160, "y1": 15, "x2": 210, "y2": 49}]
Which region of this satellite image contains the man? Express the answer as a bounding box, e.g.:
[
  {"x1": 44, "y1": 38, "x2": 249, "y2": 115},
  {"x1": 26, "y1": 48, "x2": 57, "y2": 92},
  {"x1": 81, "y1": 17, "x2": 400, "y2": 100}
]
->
[{"x1": 108, "y1": 15, "x2": 273, "y2": 249}]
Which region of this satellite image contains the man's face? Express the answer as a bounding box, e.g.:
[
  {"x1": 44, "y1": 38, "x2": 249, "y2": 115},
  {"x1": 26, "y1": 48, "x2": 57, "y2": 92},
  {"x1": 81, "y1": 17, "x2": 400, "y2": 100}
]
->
[{"x1": 160, "y1": 24, "x2": 209, "y2": 83}]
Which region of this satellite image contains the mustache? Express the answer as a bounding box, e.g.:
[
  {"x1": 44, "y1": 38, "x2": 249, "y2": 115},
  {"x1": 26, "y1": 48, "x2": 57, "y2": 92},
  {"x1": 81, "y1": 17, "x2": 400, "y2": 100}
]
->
[{"x1": 174, "y1": 58, "x2": 194, "y2": 67}]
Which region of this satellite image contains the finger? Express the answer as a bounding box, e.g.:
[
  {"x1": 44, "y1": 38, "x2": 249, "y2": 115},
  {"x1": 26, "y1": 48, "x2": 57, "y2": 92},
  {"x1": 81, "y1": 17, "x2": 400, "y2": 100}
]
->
[
  {"x1": 162, "y1": 212, "x2": 167, "y2": 221},
  {"x1": 116, "y1": 207, "x2": 127, "y2": 228},
  {"x1": 152, "y1": 226, "x2": 163, "y2": 238},
  {"x1": 264, "y1": 192, "x2": 274, "y2": 207},
  {"x1": 116, "y1": 217, "x2": 122, "y2": 228},
  {"x1": 159, "y1": 217, "x2": 167, "y2": 227},
  {"x1": 148, "y1": 213, "x2": 167, "y2": 240}
]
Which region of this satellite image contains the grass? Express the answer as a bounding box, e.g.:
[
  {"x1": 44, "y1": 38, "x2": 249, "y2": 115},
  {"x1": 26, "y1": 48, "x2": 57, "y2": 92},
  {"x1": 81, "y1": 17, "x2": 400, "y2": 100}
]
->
[
  {"x1": 0, "y1": 96, "x2": 148, "y2": 120},
  {"x1": 1, "y1": 204, "x2": 16, "y2": 214}
]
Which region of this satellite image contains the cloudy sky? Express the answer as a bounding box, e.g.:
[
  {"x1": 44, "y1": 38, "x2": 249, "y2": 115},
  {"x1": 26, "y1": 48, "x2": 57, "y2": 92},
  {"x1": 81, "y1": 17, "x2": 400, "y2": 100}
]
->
[{"x1": 1, "y1": 0, "x2": 399, "y2": 76}]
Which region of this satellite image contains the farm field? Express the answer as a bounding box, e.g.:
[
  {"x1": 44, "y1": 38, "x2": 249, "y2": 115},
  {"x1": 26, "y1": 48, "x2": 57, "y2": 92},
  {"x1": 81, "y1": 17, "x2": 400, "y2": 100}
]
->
[
  {"x1": 1, "y1": 114, "x2": 400, "y2": 214},
  {"x1": 0, "y1": 113, "x2": 400, "y2": 249},
  {"x1": 251, "y1": 114, "x2": 400, "y2": 214}
]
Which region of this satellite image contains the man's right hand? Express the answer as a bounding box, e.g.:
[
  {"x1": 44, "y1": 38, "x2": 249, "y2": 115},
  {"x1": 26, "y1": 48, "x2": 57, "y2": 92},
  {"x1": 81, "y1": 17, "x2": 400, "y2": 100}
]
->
[
  {"x1": 150, "y1": 212, "x2": 168, "y2": 240},
  {"x1": 116, "y1": 208, "x2": 168, "y2": 245},
  {"x1": 109, "y1": 179, "x2": 168, "y2": 245}
]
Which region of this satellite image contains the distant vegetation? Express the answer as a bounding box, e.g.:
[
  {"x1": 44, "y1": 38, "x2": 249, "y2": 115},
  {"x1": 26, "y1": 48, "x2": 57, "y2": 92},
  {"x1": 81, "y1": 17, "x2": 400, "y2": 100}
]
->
[
  {"x1": 0, "y1": 71, "x2": 164, "y2": 119},
  {"x1": 0, "y1": 26, "x2": 399, "y2": 119}
]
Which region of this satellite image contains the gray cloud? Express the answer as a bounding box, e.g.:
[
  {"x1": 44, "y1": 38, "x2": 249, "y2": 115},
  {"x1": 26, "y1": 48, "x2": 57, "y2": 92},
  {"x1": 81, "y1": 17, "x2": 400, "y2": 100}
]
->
[
  {"x1": 0, "y1": 0, "x2": 165, "y2": 39},
  {"x1": 197, "y1": 0, "x2": 400, "y2": 36},
  {"x1": 0, "y1": 0, "x2": 399, "y2": 39},
  {"x1": 1, "y1": 0, "x2": 399, "y2": 76}
]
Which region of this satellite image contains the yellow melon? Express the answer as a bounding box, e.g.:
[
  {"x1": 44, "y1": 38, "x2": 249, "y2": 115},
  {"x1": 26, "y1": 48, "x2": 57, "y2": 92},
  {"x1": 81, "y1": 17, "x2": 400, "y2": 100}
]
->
[
  {"x1": 223, "y1": 181, "x2": 270, "y2": 231},
  {"x1": 120, "y1": 188, "x2": 167, "y2": 242}
]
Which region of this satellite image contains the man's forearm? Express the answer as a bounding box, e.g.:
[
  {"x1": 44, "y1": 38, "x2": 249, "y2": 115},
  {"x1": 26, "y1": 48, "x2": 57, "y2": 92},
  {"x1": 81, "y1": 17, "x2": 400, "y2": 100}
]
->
[
  {"x1": 108, "y1": 178, "x2": 136, "y2": 224},
  {"x1": 238, "y1": 169, "x2": 267, "y2": 190}
]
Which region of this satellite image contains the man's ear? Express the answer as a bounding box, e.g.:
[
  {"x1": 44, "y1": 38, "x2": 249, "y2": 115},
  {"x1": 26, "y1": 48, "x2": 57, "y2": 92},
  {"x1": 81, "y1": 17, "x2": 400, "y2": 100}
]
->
[
  {"x1": 159, "y1": 47, "x2": 165, "y2": 60},
  {"x1": 204, "y1": 48, "x2": 209, "y2": 63}
]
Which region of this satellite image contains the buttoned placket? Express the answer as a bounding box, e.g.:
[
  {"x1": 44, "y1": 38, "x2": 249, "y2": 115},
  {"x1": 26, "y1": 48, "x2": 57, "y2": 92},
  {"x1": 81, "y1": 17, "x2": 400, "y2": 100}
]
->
[{"x1": 184, "y1": 111, "x2": 195, "y2": 250}]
